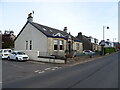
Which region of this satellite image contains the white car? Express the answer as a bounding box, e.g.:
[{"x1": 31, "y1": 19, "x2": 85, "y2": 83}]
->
[
  {"x1": 8, "y1": 51, "x2": 29, "y2": 61},
  {"x1": 83, "y1": 50, "x2": 95, "y2": 55},
  {"x1": 0, "y1": 49, "x2": 12, "y2": 59}
]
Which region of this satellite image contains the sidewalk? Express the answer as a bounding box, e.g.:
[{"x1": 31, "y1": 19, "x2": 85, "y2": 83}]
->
[
  {"x1": 64, "y1": 54, "x2": 105, "y2": 66},
  {"x1": 28, "y1": 54, "x2": 110, "y2": 67}
]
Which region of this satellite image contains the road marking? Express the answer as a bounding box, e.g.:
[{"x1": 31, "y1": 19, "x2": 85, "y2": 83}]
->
[
  {"x1": 52, "y1": 69, "x2": 55, "y2": 70},
  {"x1": 38, "y1": 71, "x2": 45, "y2": 74},
  {"x1": 35, "y1": 67, "x2": 62, "y2": 74},
  {"x1": 45, "y1": 68, "x2": 51, "y2": 70},
  {"x1": 34, "y1": 70, "x2": 40, "y2": 73},
  {"x1": 0, "y1": 82, "x2": 2, "y2": 84},
  {"x1": 54, "y1": 67, "x2": 59, "y2": 69}
]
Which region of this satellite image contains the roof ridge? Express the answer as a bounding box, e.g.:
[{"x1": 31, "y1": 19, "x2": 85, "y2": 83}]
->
[{"x1": 31, "y1": 22, "x2": 67, "y2": 33}]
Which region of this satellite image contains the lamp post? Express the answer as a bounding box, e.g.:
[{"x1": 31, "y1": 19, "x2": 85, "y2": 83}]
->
[
  {"x1": 102, "y1": 26, "x2": 109, "y2": 55},
  {"x1": 103, "y1": 26, "x2": 109, "y2": 40}
]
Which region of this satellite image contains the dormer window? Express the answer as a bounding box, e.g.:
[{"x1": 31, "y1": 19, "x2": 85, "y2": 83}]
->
[{"x1": 54, "y1": 33, "x2": 64, "y2": 37}]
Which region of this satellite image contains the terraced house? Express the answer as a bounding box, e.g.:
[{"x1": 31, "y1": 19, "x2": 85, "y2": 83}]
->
[{"x1": 15, "y1": 13, "x2": 83, "y2": 60}]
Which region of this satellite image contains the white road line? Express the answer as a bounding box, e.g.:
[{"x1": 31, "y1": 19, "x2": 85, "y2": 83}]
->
[
  {"x1": 34, "y1": 70, "x2": 40, "y2": 73},
  {"x1": 38, "y1": 71, "x2": 45, "y2": 74},
  {"x1": 0, "y1": 82, "x2": 2, "y2": 84},
  {"x1": 54, "y1": 67, "x2": 59, "y2": 69},
  {"x1": 45, "y1": 68, "x2": 51, "y2": 70},
  {"x1": 52, "y1": 69, "x2": 55, "y2": 70}
]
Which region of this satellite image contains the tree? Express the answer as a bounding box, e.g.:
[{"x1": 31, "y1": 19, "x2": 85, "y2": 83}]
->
[{"x1": 2, "y1": 30, "x2": 16, "y2": 49}]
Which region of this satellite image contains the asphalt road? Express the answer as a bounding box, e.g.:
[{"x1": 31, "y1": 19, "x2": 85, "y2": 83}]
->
[
  {"x1": 2, "y1": 59, "x2": 62, "y2": 84},
  {"x1": 3, "y1": 52, "x2": 119, "y2": 88}
]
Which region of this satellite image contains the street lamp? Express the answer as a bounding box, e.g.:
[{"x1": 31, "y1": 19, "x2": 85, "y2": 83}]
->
[
  {"x1": 102, "y1": 26, "x2": 109, "y2": 55},
  {"x1": 103, "y1": 26, "x2": 109, "y2": 40}
]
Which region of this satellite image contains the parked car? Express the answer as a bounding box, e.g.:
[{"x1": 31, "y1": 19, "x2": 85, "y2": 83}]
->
[
  {"x1": 83, "y1": 50, "x2": 95, "y2": 55},
  {"x1": 8, "y1": 51, "x2": 29, "y2": 61},
  {"x1": 0, "y1": 49, "x2": 12, "y2": 59}
]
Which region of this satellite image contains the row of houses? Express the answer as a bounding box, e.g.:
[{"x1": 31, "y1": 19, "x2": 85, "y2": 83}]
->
[{"x1": 14, "y1": 13, "x2": 103, "y2": 60}]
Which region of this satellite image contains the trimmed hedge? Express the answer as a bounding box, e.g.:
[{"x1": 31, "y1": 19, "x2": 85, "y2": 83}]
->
[{"x1": 104, "y1": 47, "x2": 116, "y2": 54}]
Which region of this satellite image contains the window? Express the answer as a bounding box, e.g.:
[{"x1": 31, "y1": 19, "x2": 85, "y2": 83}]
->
[
  {"x1": 26, "y1": 41, "x2": 28, "y2": 50},
  {"x1": 30, "y1": 40, "x2": 32, "y2": 50},
  {"x1": 12, "y1": 52, "x2": 16, "y2": 55},
  {"x1": 76, "y1": 43, "x2": 79, "y2": 50},
  {"x1": 54, "y1": 40, "x2": 58, "y2": 50},
  {"x1": 59, "y1": 40, "x2": 63, "y2": 50}
]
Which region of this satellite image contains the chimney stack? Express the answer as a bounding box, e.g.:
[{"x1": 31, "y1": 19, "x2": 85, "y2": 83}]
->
[
  {"x1": 78, "y1": 32, "x2": 82, "y2": 36},
  {"x1": 27, "y1": 13, "x2": 33, "y2": 22},
  {"x1": 63, "y1": 27, "x2": 67, "y2": 33}
]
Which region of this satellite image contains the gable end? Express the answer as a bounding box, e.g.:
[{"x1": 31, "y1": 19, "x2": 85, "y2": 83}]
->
[{"x1": 14, "y1": 21, "x2": 29, "y2": 41}]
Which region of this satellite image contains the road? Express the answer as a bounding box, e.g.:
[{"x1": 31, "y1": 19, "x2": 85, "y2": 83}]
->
[
  {"x1": 2, "y1": 59, "x2": 62, "y2": 84},
  {"x1": 3, "y1": 52, "x2": 118, "y2": 88}
]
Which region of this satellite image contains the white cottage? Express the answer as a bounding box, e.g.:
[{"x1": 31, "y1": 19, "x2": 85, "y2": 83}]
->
[{"x1": 15, "y1": 13, "x2": 83, "y2": 60}]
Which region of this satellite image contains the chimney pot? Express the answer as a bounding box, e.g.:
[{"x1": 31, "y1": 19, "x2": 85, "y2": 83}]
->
[
  {"x1": 27, "y1": 13, "x2": 33, "y2": 22},
  {"x1": 63, "y1": 27, "x2": 67, "y2": 33},
  {"x1": 78, "y1": 32, "x2": 82, "y2": 36}
]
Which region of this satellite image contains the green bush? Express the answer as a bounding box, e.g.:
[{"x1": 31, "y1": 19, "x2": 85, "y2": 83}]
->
[{"x1": 104, "y1": 47, "x2": 115, "y2": 54}]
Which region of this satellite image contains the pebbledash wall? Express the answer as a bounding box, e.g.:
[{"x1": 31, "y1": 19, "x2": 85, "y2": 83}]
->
[
  {"x1": 15, "y1": 23, "x2": 48, "y2": 52},
  {"x1": 14, "y1": 23, "x2": 48, "y2": 61}
]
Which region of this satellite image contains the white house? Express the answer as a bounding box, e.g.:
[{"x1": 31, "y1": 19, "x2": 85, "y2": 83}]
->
[{"x1": 14, "y1": 13, "x2": 83, "y2": 61}]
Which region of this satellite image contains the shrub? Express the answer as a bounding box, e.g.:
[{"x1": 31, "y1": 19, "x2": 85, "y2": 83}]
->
[
  {"x1": 65, "y1": 50, "x2": 69, "y2": 53},
  {"x1": 104, "y1": 47, "x2": 115, "y2": 54},
  {"x1": 65, "y1": 54, "x2": 73, "y2": 58}
]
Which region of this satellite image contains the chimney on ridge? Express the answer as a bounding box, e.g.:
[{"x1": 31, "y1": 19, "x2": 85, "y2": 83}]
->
[
  {"x1": 63, "y1": 27, "x2": 67, "y2": 33},
  {"x1": 27, "y1": 13, "x2": 33, "y2": 22}
]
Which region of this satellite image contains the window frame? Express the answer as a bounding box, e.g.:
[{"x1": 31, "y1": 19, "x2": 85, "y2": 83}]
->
[
  {"x1": 30, "y1": 40, "x2": 32, "y2": 50},
  {"x1": 26, "y1": 41, "x2": 28, "y2": 50},
  {"x1": 59, "y1": 40, "x2": 64, "y2": 51},
  {"x1": 76, "y1": 43, "x2": 80, "y2": 50},
  {"x1": 54, "y1": 40, "x2": 58, "y2": 51}
]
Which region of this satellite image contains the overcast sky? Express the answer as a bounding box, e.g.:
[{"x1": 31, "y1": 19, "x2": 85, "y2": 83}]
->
[{"x1": 0, "y1": 0, "x2": 119, "y2": 42}]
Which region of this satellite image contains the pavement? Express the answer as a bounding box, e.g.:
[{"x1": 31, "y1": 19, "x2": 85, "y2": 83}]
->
[
  {"x1": 28, "y1": 53, "x2": 109, "y2": 67},
  {"x1": 66, "y1": 54, "x2": 107, "y2": 66}
]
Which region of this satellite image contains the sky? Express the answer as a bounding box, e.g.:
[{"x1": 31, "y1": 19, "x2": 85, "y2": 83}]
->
[{"x1": 0, "y1": 0, "x2": 119, "y2": 43}]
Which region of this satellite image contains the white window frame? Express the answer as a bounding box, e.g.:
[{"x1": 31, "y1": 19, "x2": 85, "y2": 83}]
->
[
  {"x1": 54, "y1": 40, "x2": 58, "y2": 51},
  {"x1": 26, "y1": 41, "x2": 28, "y2": 50},
  {"x1": 30, "y1": 40, "x2": 32, "y2": 50},
  {"x1": 59, "y1": 40, "x2": 64, "y2": 51}
]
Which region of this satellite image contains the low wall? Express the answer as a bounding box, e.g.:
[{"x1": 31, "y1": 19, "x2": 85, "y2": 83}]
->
[
  {"x1": 32, "y1": 58, "x2": 65, "y2": 64},
  {"x1": 18, "y1": 50, "x2": 65, "y2": 64},
  {"x1": 19, "y1": 50, "x2": 39, "y2": 60}
]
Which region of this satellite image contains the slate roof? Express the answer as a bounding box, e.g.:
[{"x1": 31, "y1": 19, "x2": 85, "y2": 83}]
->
[
  {"x1": 30, "y1": 22, "x2": 81, "y2": 42},
  {"x1": 15, "y1": 21, "x2": 81, "y2": 42}
]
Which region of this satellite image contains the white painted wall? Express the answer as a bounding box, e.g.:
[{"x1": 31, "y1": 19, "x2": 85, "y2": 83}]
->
[{"x1": 15, "y1": 22, "x2": 48, "y2": 57}]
